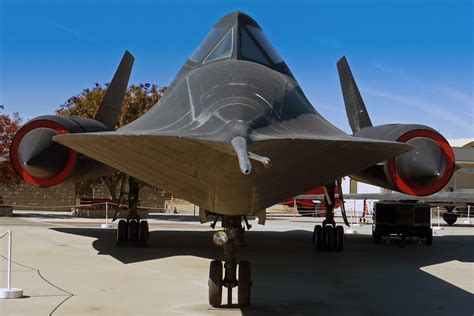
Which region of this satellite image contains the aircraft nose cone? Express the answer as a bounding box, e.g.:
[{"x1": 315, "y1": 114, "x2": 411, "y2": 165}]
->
[
  {"x1": 395, "y1": 137, "x2": 446, "y2": 186},
  {"x1": 18, "y1": 128, "x2": 70, "y2": 179}
]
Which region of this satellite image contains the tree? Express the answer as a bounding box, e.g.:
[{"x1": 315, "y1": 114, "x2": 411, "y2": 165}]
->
[
  {"x1": 0, "y1": 105, "x2": 22, "y2": 185},
  {"x1": 56, "y1": 83, "x2": 167, "y2": 199}
]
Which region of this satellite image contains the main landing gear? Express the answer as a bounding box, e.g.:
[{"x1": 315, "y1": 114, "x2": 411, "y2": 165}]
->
[
  {"x1": 208, "y1": 216, "x2": 252, "y2": 308},
  {"x1": 312, "y1": 181, "x2": 345, "y2": 252},
  {"x1": 117, "y1": 217, "x2": 149, "y2": 245},
  {"x1": 116, "y1": 177, "x2": 149, "y2": 246},
  {"x1": 313, "y1": 224, "x2": 344, "y2": 252}
]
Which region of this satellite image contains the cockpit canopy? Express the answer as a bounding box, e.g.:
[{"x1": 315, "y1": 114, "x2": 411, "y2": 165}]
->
[
  {"x1": 190, "y1": 26, "x2": 233, "y2": 64},
  {"x1": 188, "y1": 12, "x2": 293, "y2": 78}
]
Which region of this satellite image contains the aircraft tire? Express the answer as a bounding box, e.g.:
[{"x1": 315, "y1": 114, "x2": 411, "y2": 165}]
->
[
  {"x1": 324, "y1": 226, "x2": 334, "y2": 251},
  {"x1": 139, "y1": 220, "x2": 149, "y2": 243},
  {"x1": 335, "y1": 226, "x2": 344, "y2": 252},
  {"x1": 314, "y1": 225, "x2": 323, "y2": 251},
  {"x1": 209, "y1": 260, "x2": 223, "y2": 307},
  {"x1": 332, "y1": 226, "x2": 339, "y2": 250},
  {"x1": 238, "y1": 261, "x2": 251, "y2": 307},
  {"x1": 321, "y1": 225, "x2": 327, "y2": 250},
  {"x1": 128, "y1": 219, "x2": 139, "y2": 242},
  {"x1": 442, "y1": 212, "x2": 457, "y2": 226},
  {"x1": 117, "y1": 220, "x2": 128, "y2": 243}
]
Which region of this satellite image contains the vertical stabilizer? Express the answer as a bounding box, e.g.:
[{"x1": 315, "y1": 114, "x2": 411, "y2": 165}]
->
[
  {"x1": 95, "y1": 51, "x2": 135, "y2": 129},
  {"x1": 336, "y1": 56, "x2": 372, "y2": 133}
]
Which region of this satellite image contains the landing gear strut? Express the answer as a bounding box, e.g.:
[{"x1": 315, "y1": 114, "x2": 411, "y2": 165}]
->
[
  {"x1": 313, "y1": 181, "x2": 345, "y2": 252},
  {"x1": 116, "y1": 177, "x2": 149, "y2": 246},
  {"x1": 208, "y1": 216, "x2": 252, "y2": 308}
]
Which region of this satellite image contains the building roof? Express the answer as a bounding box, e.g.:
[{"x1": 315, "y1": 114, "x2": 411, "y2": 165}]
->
[{"x1": 448, "y1": 138, "x2": 474, "y2": 148}]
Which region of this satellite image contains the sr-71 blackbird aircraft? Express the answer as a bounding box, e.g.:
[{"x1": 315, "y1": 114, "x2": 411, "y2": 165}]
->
[{"x1": 6, "y1": 12, "x2": 455, "y2": 307}]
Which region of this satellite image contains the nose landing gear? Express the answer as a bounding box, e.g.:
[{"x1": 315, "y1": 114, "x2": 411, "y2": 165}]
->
[{"x1": 208, "y1": 216, "x2": 252, "y2": 308}]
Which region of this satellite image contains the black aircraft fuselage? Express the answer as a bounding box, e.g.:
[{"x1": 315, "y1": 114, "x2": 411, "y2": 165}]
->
[
  {"x1": 10, "y1": 12, "x2": 454, "y2": 215},
  {"x1": 7, "y1": 11, "x2": 457, "y2": 308}
]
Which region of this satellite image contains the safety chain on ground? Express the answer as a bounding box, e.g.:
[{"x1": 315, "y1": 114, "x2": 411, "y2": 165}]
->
[{"x1": 0, "y1": 254, "x2": 75, "y2": 316}]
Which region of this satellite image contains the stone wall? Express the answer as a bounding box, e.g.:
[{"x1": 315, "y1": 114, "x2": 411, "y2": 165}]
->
[
  {"x1": 0, "y1": 181, "x2": 166, "y2": 211},
  {"x1": 84, "y1": 183, "x2": 166, "y2": 210},
  {"x1": 138, "y1": 186, "x2": 167, "y2": 210},
  {"x1": 0, "y1": 182, "x2": 76, "y2": 210}
]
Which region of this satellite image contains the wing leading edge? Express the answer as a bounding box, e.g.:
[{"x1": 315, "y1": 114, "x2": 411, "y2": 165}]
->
[{"x1": 53, "y1": 132, "x2": 412, "y2": 214}]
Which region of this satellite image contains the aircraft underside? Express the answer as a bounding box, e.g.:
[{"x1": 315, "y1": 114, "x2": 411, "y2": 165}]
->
[{"x1": 54, "y1": 133, "x2": 410, "y2": 215}]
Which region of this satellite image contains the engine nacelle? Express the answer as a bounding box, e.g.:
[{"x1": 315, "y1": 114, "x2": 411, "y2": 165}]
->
[
  {"x1": 351, "y1": 124, "x2": 455, "y2": 196},
  {"x1": 10, "y1": 115, "x2": 111, "y2": 187}
]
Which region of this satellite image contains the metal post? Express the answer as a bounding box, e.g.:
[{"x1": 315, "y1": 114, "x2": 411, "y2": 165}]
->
[
  {"x1": 464, "y1": 205, "x2": 471, "y2": 224},
  {"x1": 438, "y1": 207, "x2": 441, "y2": 228},
  {"x1": 101, "y1": 202, "x2": 113, "y2": 229},
  {"x1": 345, "y1": 200, "x2": 355, "y2": 234},
  {"x1": 7, "y1": 231, "x2": 11, "y2": 290},
  {"x1": 433, "y1": 206, "x2": 442, "y2": 231},
  {"x1": 436, "y1": 206, "x2": 439, "y2": 227},
  {"x1": 430, "y1": 207, "x2": 433, "y2": 228},
  {"x1": 0, "y1": 230, "x2": 23, "y2": 299},
  {"x1": 352, "y1": 201, "x2": 355, "y2": 225}
]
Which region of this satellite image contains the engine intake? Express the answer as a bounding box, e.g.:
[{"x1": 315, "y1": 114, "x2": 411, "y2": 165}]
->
[
  {"x1": 387, "y1": 129, "x2": 454, "y2": 196},
  {"x1": 10, "y1": 115, "x2": 110, "y2": 187},
  {"x1": 352, "y1": 124, "x2": 455, "y2": 196}
]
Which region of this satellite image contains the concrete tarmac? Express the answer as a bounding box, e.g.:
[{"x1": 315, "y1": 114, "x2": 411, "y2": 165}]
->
[{"x1": 0, "y1": 213, "x2": 472, "y2": 315}]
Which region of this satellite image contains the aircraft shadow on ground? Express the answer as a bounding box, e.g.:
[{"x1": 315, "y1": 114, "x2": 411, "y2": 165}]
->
[
  {"x1": 50, "y1": 227, "x2": 473, "y2": 316},
  {"x1": 148, "y1": 214, "x2": 201, "y2": 222}
]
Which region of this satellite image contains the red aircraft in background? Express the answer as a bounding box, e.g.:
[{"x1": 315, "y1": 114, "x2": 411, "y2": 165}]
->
[{"x1": 281, "y1": 186, "x2": 342, "y2": 216}]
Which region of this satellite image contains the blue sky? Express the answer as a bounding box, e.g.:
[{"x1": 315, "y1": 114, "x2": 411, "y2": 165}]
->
[{"x1": 0, "y1": 0, "x2": 472, "y2": 138}]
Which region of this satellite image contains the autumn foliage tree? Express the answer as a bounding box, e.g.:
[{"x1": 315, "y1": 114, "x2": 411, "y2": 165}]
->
[
  {"x1": 0, "y1": 105, "x2": 22, "y2": 185},
  {"x1": 56, "y1": 83, "x2": 167, "y2": 199}
]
